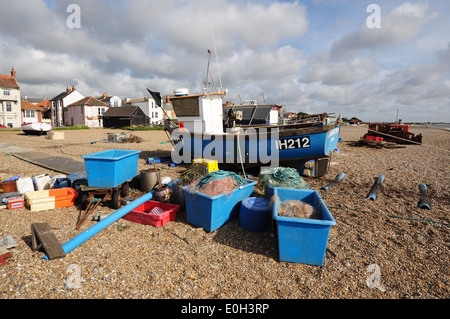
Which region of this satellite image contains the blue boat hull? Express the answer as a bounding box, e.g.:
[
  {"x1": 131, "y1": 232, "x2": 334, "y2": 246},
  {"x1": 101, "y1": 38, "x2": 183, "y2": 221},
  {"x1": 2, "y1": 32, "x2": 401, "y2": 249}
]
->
[{"x1": 171, "y1": 125, "x2": 341, "y2": 167}]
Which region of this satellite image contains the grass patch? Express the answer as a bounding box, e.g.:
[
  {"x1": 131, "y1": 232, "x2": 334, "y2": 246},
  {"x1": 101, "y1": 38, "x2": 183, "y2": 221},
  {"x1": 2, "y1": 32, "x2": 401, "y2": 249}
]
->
[
  {"x1": 53, "y1": 125, "x2": 90, "y2": 130},
  {"x1": 123, "y1": 126, "x2": 164, "y2": 131}
]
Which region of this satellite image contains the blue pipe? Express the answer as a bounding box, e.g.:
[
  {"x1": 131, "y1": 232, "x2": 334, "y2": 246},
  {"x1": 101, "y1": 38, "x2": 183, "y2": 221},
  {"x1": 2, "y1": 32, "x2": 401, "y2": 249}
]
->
[
  {"x1": 418, "y1": 183, "x2": 430, "y2": 209},
  {"x1": 366, "y1": 175, "x2": 385, "y2": 201},
  {"x1": 321, "y1": 173, "x2": 345, "y2": 191},
  {"x1": 43, "y1": 191, "x2": 154, "y2": 260},
  {"x1": 43, "y1": 179, "x2": 179, "y2": 260}
]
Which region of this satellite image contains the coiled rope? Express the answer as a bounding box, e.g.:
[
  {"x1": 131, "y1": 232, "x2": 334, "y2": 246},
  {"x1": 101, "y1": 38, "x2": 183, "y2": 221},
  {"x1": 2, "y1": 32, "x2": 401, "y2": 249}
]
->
[{"x1": 262, "y1": 167, "x2": 310, "y2": 189}]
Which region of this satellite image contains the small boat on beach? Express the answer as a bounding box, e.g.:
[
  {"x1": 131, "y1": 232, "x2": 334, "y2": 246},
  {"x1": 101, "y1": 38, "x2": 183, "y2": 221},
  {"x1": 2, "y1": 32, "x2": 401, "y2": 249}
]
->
[{"x1": 21, "y1": 122, "x2": 52, "y2": 136}]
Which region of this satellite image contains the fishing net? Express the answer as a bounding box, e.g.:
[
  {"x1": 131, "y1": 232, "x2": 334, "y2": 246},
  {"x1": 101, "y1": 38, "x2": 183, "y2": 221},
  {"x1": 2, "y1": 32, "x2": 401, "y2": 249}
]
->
[
  {"x1": 271, "y1": 195, "x2": 321, "y2": 220},
  {"x1": 179, "y1": 164, "x2": 209, "y2": 186},
  {"x1": 185, "y1": 170, "x2": 248, "y2": 197},
  {"x1": 260, "y1": 167, "x2": 310, "y2": 190}
]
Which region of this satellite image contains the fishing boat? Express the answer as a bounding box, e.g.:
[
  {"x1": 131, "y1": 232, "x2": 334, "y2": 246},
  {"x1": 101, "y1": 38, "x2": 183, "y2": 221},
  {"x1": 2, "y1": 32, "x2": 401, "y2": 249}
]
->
[
  {"x1": 21, "y1": 122, "x2": 52, "y2": 135},
  {"x1": 147, "y1": 48, "x2": 341, "y2": 176},
  {"x1": 157, "y1": 89, "x2": 341, "y2": 176}
]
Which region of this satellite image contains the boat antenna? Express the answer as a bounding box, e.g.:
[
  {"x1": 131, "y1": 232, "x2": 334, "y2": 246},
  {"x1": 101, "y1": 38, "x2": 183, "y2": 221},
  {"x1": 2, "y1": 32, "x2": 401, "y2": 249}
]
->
[{"x1": 210, "y1": 19, "x2": 223, "y2": 92}]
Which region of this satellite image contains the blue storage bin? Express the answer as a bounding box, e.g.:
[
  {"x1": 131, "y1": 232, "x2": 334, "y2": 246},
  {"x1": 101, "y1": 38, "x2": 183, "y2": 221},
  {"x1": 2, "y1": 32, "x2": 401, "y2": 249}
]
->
[
  {"x1": 239, "y1": 197, "x2": 271, "y2": 232},
  {"x1": 182, "y1": 179, "x2": 257, "y2": 232},
  {"x1": 273, "y1": 188, "x2": 336, "y2": 266},
  {"x1": 82, "y1": 150, "x2": 141, "y2": 188}
]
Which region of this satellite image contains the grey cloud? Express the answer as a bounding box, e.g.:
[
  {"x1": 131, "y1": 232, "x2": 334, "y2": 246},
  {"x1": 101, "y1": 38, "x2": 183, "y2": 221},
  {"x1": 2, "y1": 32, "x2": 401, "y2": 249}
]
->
[
  {"x1": 330, "y1": 2, "x2": 438, "y2": 59},
  {"x1": 298, "y1": 54, "x2": 379, "y2": 85}
]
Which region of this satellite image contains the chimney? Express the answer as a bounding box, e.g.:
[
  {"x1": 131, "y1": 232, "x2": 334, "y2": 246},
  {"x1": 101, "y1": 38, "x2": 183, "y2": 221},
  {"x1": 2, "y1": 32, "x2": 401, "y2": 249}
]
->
[
  {"x1": 66, "y1": 86, "x2": 71, "y2": 92},
  {"x1": 103, "y1": 93, "x2": 109, "y2": 98},
  {"x1": 11, "y1": 67, "x2": 16, "y2": 79},
  {"x1": 72, "y1": 85, "x2": 76, "y2": 91}
]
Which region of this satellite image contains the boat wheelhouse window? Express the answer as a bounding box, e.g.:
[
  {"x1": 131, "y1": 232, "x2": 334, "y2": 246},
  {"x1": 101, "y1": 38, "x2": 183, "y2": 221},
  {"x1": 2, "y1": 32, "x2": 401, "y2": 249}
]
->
[{"x1": 171, "y1": 96, "x2": 200, "y2": 117}]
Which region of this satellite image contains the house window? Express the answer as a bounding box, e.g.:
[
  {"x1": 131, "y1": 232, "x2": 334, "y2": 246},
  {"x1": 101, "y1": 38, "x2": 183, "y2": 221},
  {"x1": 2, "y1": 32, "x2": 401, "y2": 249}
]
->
[
  {"x1": 98, "y1": 108, "x2": 106, "y2": 115},
  {"x1": 25, "y1": 110, "x2": 36, "y2": 118},
  {"x1": 114, "y1": 100, "x2": 119, "y2": 107},
  {"x1": 6, "y1": 102, "x2": 12, "y2": 112},
  {"x1": 3, "y1": 89, "x2": 11, "y2": 96}
]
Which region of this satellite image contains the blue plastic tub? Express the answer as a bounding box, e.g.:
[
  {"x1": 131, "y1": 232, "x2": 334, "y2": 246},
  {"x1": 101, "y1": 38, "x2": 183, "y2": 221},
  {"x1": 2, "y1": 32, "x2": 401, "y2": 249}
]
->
[
  {"x1": 82, "y1": 150, "x2": 142, "y2": 188},
  {"x1": 239, "y1": 197, "x2": 271, "y2": 232},
  {"x1": 273, "y1": 188, "x2": 336, "y2": 266},
  {"x1": 182, "y1": 179, "x2": 257, "y2": 232}
]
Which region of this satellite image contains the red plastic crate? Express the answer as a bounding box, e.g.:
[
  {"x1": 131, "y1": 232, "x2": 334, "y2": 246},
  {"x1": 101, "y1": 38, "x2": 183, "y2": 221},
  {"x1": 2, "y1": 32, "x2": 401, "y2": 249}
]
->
[
  {"x1": 123, "y1": 200, "x2": 180, "y2": 227},
  {"x1": 8, "y1": 197, "x2": 24, "y2": 210}
]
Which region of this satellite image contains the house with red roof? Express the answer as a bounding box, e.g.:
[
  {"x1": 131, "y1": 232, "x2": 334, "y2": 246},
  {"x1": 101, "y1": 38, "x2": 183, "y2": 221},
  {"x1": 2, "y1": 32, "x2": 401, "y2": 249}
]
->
[
  {"x1": 21, "y1": 99, "x2": 43, "y2": 124},
  {"x1": 35, "y1": 99, "x2": 52, "y2": 123},
  {"x1": 65, "y1": 96, "x2": 110, "y2": 127},
  {"x1": 0, "y1": 68, "x2": 21, "y2": 128}
]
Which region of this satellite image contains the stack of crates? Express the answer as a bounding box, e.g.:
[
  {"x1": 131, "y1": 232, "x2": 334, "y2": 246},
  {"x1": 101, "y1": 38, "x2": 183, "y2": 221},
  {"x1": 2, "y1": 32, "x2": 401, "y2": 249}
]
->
[{"x1": 25, "y1": 188, "x2": 79, "y2": 212}]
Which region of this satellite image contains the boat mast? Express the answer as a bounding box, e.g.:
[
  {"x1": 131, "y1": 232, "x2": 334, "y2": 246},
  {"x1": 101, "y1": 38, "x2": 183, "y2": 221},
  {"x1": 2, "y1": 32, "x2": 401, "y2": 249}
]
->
[
  {"x1": 205, "y1": 50, "x2": 218, "y2": 93},
  {"x1": 211, "y1": 21, "x2": 223, "y2": 92},
  {"x1": 396, "y1": 105, "x2": 399, "y2": 124}
]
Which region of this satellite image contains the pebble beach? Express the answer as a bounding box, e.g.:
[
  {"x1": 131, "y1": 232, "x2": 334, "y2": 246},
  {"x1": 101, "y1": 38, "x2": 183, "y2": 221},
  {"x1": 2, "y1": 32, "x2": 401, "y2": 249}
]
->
[{"x1": 0, "y1": 125, "x2": 449, "y2": 300}]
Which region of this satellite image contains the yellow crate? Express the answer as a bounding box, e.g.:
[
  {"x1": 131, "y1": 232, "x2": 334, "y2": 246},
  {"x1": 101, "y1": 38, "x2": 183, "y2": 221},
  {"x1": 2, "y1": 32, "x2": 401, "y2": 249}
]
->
[
  {"x1": 29, "y1": 201, "x2": 56, "y2": 212},
  {"x1": 192, "y1": 158, "x2": 219, "y2": 173},
  {"x1": 25, "y1": 190, "x2": 50, "y2": 199},
  {"x1": 27, "y1": 196, "x2": 56, "y2": 205}
]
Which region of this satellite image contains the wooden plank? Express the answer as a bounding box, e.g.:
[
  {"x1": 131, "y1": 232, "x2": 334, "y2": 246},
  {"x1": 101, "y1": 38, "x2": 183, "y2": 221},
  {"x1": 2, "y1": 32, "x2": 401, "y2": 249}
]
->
[{"x1": 31, "y1": 223, "x2": 66, "y2": 260}]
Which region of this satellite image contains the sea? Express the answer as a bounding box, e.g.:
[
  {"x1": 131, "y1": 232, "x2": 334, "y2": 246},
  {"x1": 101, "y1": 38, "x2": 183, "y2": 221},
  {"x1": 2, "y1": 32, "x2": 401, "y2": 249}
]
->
[{"x1": 425, "y1": 123, "x2": 450, "y2": 130}]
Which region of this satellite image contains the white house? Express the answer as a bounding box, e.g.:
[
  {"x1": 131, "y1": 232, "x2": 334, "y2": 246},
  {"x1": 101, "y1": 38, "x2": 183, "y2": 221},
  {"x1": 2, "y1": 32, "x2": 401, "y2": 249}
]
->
[
  {"x1": 100, "y1": 93, "x2": 122, "y2": 108},
  {"x1": 0, "y1": 68, "x2": 21, "y2": 128},
  {"x1": 126, "y1": 97, "x2": 163, "y2": 124},
  {"x1": 65, "y1": 96, "x2": 109, "y2": 128},
  {"x1": 50, "y1": 85, "x2": 85, "y2": 127}
]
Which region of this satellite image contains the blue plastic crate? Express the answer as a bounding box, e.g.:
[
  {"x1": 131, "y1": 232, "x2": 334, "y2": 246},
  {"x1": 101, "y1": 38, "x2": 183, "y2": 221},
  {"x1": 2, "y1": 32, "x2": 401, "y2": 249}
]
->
[
  {"x1": 81, "y1": 150, "x2": 141, "y2": 188},
  {"x1": 182, "y1": 179, "x2": 257, "y2": 232},
  {"x1": 273, "y1": 188, "x2": 336, "y2": 266}
]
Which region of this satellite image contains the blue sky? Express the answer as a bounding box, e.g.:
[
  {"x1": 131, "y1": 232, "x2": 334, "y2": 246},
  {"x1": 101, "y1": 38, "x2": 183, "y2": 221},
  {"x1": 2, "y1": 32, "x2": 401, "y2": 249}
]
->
[{"x1": 1, "y1": 0, "x2": 449, "y2": 122}]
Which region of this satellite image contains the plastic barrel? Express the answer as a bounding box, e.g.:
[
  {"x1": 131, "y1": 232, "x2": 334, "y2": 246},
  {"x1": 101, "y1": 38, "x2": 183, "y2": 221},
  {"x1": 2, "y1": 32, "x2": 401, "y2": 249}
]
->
[{"x1": 239, "y1": 197, "x2": 271, "y2": 232}]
